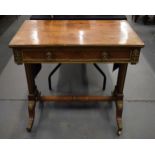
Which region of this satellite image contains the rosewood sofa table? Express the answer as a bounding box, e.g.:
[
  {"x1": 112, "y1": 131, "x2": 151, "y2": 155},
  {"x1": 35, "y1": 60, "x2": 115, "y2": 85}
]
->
[{"x1": 9, "y1": 20, "x2": 144, "y2": 135}]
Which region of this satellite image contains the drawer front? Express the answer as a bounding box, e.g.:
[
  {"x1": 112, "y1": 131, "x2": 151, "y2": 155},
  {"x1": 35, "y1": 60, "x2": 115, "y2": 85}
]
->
[{"x1": 13, "y1": 47, "x2": 140, "y2": 64}]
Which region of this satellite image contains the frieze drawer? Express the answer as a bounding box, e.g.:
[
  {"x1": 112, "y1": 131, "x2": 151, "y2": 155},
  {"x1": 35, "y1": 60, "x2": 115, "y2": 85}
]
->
[{"x1": 13, "y1": 47, "x2": 140, "y2": 64}]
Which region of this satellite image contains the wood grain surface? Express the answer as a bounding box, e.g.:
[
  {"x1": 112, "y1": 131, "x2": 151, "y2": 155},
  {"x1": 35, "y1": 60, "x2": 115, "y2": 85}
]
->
[{"x1": 9, "y1": 20, "x2": 144, "y2": 48}]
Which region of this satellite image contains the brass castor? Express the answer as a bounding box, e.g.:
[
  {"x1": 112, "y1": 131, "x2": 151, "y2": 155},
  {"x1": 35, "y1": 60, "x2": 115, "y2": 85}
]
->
[
  {"x1": 26, "y1": 127, "x2": 32, "y2": 132},
  {"x1": 26, "y1": 118, "x2": 34, "y2": 132},
  {"x1": 117, "y1": 129, "x2": 122, "y2": 136}
]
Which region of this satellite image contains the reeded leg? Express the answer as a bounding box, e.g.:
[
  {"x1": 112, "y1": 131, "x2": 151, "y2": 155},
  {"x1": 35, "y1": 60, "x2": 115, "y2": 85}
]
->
[
  {"x1": 26, "y1": 100, "x2": 36, "y2": 132},
  {"x1": 113, "y1": 63, "x2": 128, "y2": 136}
]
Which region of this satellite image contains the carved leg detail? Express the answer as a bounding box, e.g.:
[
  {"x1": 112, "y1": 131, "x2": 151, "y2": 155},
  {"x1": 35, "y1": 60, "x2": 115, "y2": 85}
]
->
[
  {"x1": 114, "y1": 64, "x2": 127, "y2": 135},
  {"x1": 115, "y1": 100, "x2": 123, "y2": 136},
  {"x1": 25, "y1": 64, "x2": 40, "y2": 132},
  {"x1": 26, "y1": 100, "x2": 36, "y2": 132}
]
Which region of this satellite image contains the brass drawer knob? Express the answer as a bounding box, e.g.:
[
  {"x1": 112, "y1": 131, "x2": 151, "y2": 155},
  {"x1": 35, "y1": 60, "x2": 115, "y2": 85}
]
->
[
  {"x1": 46, "y1": 51, "x2": 52, "y2": 60},
  {"x1": 102, "y1": 51, "x2": 109, "y2": 61}
]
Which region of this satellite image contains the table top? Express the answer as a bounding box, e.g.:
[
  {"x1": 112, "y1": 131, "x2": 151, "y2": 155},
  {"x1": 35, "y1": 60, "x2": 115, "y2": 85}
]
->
[{"x1": 9, "y1": 20, "x2": 144, "y2": 48}]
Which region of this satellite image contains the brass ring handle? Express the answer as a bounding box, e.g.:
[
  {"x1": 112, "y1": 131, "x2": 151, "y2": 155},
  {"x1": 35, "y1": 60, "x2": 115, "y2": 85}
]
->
[
  {"x1": 102, "y1": 51, "x2": 109, "y2": 61},
  {"x1": 46, "y1": 51, "x2": 52, "y2": 60}
]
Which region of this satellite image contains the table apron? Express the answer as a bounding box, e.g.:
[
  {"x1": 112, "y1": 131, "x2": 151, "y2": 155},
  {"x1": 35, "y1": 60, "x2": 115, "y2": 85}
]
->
[{"x1": 13, "y1": 47, "x2": 141, "y2": 64}]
